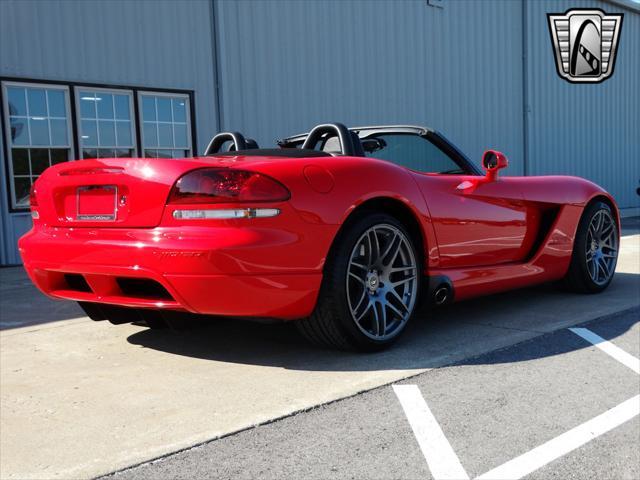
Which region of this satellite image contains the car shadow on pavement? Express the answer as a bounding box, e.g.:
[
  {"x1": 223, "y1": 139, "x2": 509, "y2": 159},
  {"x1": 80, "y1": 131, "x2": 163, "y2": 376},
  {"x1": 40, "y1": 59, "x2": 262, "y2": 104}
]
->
[
  {"x1": 126, "y1": 272, "x2": 639, "y2": 372},
  {"x1": 0, "y1": 267, "x2": 86, "y2": 330}
]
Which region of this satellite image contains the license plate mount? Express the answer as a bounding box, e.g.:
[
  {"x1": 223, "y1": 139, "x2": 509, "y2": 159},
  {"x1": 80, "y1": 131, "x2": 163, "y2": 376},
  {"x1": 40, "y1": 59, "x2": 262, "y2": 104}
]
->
[{"x1": 76, "y1": 185, "x2": 117, "y2": 221}]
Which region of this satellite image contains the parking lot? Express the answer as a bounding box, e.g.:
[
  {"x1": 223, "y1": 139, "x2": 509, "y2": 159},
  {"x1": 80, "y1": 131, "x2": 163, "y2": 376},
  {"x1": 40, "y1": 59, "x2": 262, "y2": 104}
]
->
[{"x1": 1, "y1": 224, "x2": 639, "y2": 479}]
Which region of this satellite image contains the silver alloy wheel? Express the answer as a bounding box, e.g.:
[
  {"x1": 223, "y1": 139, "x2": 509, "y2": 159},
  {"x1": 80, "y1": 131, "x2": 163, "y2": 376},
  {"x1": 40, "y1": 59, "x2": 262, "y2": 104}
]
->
[
  {"x1": 346, "y1": 224, "x2": 418, "y2": 341},
  {"x1": 585, "y1": 209, "x2": 618, "y2": 286}
]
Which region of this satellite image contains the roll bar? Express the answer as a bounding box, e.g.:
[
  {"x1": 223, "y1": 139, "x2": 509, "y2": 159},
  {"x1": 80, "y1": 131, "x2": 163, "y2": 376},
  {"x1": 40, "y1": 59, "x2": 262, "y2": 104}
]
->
[
  {"x1": 205, "y1": 132, "x2": 256, "y2": 155},
  {"x1": 301, "y1": 123, "x2": 358, "y2": 156}
]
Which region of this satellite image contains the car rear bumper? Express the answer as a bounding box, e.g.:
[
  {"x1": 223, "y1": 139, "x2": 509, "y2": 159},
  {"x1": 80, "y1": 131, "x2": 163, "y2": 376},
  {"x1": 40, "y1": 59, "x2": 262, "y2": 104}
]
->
[{"x1": 18, "y1": 224, "x2": 330, "y2": 320}]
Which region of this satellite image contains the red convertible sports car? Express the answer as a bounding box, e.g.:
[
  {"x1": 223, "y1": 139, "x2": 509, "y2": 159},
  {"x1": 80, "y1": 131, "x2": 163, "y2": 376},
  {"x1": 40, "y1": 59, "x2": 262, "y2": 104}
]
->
[{"x1": 19, "y1": 123, "x2": 619, "y2": 351}]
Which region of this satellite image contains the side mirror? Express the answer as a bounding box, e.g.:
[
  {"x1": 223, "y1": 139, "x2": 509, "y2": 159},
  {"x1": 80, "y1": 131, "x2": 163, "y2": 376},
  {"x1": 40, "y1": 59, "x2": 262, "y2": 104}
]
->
[
  {"x1": 361, "y1": 137, "x2": 387, "y2": 154},
  {"x1": 482, "y1": 150, "x2": 508, "y2": 181}
]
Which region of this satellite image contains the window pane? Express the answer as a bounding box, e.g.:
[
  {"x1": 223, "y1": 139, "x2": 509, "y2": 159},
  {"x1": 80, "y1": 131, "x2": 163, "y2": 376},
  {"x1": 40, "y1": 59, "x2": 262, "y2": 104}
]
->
[
  {"x1": 157, "y1": 97, "x2": 172, "y2": 122},
  {"x1": 98, "y1": 120, "x2": 116, "y2": 146},
  {"x1": 172, "y1": 98, "x2": 186, "y2": 122},
  {"x1": 96, "y1": 93, "x2": 114, "y2": 119},
  {"x1": 7, "y1": 87, "x2": 27, "y2": 116},
  {"x1": 366, "y1": 134, "x2": 462, "y2": 174},
  {"x1": 97, "y1": 148, "x2": 116, "y2": 159},
  {"x1": 143, "y1": 122, "x2": 158, "y2": 147},
  {"x1": 47, "y1": 90, "x2": 66, "y2": 117},
  {"x1": 115, "y1": 121, "x2": 132, "y2": 146},
  {"x1": 27, "y1": 89, "x2": 47, "y2": 116},
  {"x1": 156, "y1": 150, "x2": 173, "y2": 158},
  {"x1": 31, "y1": 149, "x2": 50, "y2": 174},
  {"x1": 115, "y1": 148, "x2": 133, "y2": 158},
  {"x1": 29, "y1": 117, "x2": 49, "y2": 145},
  {"x1": 173, "y1": 124, "x2": 188, "y2": 148},
  {"x1": 10, "y1": 118, "x2": 29, "y2": 145},
  {"x1": 144, "y1": 149, "x2": 157, "y2": 158},
  {"x1": 114, "y1": 95, "x2": 130, "y2": 120},
  {"x1": 158, "y1": 123, "x2": 173, "y2": 147},
  {"x1": 11, "y1": 149, "x2": 30, "y2": 175},
  {"x1": 172, "y1": 150, "x2": 188, "y2": 159},
  {"x1": 50, "y1": 149, "x2": 68, "y2": 164},
  {"x1": 141, "y1": 96, "x2": 156, "y2": 121},
  {"x1": 81, "y1": 120, "x2": 98, "y2": 146},
  {"x1": 79, "y1": 92, "x2": 97, "y2": 118},
  {"x1": 50, "y1": 119, "x2": 68, "y2": 146},
  {"x1": 83, "y1": 148, "x2": 98, "y2": 159},
  {"x1": 14, "y1": 177, "x2": 31, "y2": 208}
]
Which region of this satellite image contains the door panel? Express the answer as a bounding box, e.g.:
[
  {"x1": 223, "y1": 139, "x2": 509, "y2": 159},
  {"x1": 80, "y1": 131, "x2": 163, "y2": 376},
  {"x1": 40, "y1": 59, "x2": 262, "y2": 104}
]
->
[{"x1": 414, "y1": 174, "x2": 529, "y2": 268}]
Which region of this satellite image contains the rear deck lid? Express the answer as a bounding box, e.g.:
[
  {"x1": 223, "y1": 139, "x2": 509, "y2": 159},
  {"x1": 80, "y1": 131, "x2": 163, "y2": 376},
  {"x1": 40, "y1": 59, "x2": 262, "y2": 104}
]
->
[{"x1": 36, "y1": 158, "x2": 212, "y2": 227}]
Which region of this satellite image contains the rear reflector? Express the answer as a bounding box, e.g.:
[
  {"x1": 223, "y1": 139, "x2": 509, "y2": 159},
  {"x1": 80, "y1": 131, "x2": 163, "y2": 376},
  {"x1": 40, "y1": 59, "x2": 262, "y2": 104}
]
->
[
  {"x1": 173, "y1": 208, "x2": 280, "y2": 220},
  {"x1": 30, "y1": 184, "x2": 40, "y2": 219},
  {"x1": 168, "y1": 168, "x2": 290, "y2": 204}
]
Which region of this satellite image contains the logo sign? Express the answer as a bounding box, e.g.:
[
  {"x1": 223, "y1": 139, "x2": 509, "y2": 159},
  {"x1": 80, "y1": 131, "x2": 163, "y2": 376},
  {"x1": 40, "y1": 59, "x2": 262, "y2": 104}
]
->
[{"x1": 547, "y1": 9, "x2": 623, "y2": 83}]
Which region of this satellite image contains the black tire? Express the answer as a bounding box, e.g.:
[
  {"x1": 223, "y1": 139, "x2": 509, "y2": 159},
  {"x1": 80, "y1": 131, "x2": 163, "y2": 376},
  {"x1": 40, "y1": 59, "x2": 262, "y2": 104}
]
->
[
  {"x1": 562, "y1": 201, "x2": 619, "y2": 293},
  {"x1": 296, "y1": 212, "x2": 421, "y2": 351}
]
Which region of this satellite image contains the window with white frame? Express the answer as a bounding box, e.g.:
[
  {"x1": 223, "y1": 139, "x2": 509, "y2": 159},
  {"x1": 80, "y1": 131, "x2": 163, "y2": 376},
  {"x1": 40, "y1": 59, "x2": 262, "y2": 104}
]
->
[
  {"x1": 2, "y1": 82, "x2": 73, "y2": 209},
  {"x1": 76, "y1": 88, "x2": 136, "y2": 159},
  {"x1": 139, "y1": 92, "x2": 192, "y2": 158}
]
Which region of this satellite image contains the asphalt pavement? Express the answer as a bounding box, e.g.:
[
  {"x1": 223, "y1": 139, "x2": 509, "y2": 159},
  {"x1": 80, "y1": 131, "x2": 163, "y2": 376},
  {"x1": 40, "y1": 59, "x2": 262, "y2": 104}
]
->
[{"x1": 104, "y1": 309, "x2": 640, "y2": 480}]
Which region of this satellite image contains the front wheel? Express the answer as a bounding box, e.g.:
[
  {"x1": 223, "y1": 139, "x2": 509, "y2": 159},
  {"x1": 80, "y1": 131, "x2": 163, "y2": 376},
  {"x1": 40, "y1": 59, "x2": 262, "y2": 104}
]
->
[
  {"x1": 562, "y1": 201, "x2": 619, "y2": 293},
  {"x1": 296, "y1": 213, "x2": 421, "y2": 351}
]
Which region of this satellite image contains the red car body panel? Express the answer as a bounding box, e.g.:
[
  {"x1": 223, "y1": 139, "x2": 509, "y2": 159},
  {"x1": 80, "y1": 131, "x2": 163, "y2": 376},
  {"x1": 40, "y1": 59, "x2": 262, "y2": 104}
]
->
[{"x1": 19, "y1": 148, "x2": 618, "y2": 320}]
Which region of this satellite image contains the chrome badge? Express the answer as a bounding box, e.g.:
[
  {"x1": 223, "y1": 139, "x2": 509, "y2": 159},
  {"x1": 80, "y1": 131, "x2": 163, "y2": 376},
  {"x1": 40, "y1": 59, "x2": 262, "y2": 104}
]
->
[{"x1": 547, "y1": 9, "x2": 623, "y2": 83}]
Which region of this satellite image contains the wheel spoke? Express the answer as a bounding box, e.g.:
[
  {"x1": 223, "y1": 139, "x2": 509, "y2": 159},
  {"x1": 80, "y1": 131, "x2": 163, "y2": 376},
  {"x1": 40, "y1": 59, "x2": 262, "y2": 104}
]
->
[
  {"x1": 380, "y1": 232, "x2": 402, "y2": 262},
  {"x1": 354, "y1": 301, "x2": 372, "y2": 323},
  {"x1": 389, "y1": 288, "x2": 410, "y2": 312},
  {"x1": 595, "y1": 211, "x2": 604, "y2": 235},
  {"x1": 369, "y1": 229, "x2": 380, "y2": 264},
  {"x1": 588, "y1": 258, "x2": 597, "y2": 281},
  {"x1": 350, "y1": 261, "x2": 367, "y2": 271},
  {"x1": 349, "y1": 271, "x2": 366, "y2": 286},
  {"x1": 392, "y1": 275, "x2": 416, "y2": 287},
  {"x1": 385, "y1": 298, "x2": 405, "y2": 319},
  {"x1": 371, "y1": 302, "x2": 381, "y2": 334},
  {"x1": 352, "y1": 287, "x2": 368, "y2": 314},
  {"x1": 379, "y1": 302, "x2": 387, "y2": 335},
  {"x1": 600, "y1": 258, "x2": 611, "y2": 278},
  {"x1": 390, "y1": 265, "x2": 416, "y2": 274}
]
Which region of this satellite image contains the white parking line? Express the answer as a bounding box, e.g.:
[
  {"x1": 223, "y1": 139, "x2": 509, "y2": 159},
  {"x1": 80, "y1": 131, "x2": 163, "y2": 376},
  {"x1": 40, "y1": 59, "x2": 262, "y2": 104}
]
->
[
  {"x1": 393, "y1": 384, "x2": 469, "y2": 480},
  {"x1": 569, "y1": 327, "x2": 640, "y2": 374},
  {"x1": 476, "y1": 395, "x2": 640, "y2": 480},
  {"x1": 395, "y1": 327, "x2": 640, "y2": 479}
]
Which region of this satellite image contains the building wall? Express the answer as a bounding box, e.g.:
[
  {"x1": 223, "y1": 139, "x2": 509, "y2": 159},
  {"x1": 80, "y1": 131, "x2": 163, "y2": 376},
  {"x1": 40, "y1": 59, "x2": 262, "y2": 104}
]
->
[
  {"x1": 525, "y1": 0, "x2": 640, "y2": 210},
  {"x1": 0, "y1": 0, "x2": 219, "y2": 264},
  {"x1": 0, "y1": 0, "x2": 638, "y2": 265},
  {"x1": 215, "y1": 0, "x2": 526, "y2": 173}
]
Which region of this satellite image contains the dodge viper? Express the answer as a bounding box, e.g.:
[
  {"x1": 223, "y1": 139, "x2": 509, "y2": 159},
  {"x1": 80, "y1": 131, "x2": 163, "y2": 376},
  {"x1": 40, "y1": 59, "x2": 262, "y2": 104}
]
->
[{"x1": 19, "y1": 123, "x2": 620, "y2": 351}]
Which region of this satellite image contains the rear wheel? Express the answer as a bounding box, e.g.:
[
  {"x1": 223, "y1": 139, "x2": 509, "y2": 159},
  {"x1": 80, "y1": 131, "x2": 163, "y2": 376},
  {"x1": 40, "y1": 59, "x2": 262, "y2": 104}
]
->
[
  {"x1": 562, "y1": 201, "x2": 619, "y2": 293},
  {"x1": 296, "y1": 213, "x2": 420, "y2": 351}
]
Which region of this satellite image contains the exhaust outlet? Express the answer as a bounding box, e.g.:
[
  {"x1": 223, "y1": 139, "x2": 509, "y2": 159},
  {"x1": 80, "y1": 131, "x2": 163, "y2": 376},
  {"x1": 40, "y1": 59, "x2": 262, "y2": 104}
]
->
[{"x1": 433, "y1": 286, "x2": 450, "y2": 306}]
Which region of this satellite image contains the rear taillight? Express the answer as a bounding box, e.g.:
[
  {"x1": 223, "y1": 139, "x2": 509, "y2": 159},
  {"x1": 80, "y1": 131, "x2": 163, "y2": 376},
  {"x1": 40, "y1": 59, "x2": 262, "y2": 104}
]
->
[
  {"x1": 168, "y1": 169, "x2": 290, "y2": 204},
  {"x1": 29, "y1": 185, "x2": 39, "y2": 219}
]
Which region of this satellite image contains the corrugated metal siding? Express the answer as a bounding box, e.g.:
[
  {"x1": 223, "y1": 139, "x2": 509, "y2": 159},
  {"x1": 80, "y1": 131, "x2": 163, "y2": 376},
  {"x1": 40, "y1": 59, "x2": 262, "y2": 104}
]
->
[
  {"x1": 0, "y1": 0, "x2": 220, "y2": 263},
  {"x1": 0, "y1": 0, "x2": 219, "y2": 154},
  {"x1": 215, "y1": 0, "x2": 525, "y2": 173},
  {"x1": 526, "y1": 0, "x2": 639, "y2": 209}
]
